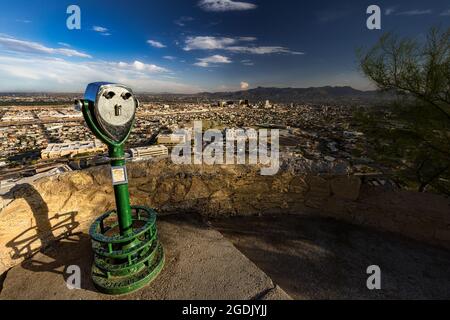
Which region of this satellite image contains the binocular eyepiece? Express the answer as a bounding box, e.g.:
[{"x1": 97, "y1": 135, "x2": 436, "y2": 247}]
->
[{"x1": 74, "y1": 99, "x2": 83, "y2": 112}]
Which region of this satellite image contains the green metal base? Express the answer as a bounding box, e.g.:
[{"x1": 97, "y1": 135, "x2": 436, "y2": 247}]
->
[
  {"x1": 89, "y1": 206, "x2": 165, "y2": 295},
  {"x1": 91, "y1": 243, "x2": 164, "y2": 295}
]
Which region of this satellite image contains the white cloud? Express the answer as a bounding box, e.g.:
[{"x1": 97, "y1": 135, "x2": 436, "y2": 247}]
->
[
  {"x1": 194, "y1": 55, "x2": 231, "y2": 67},
  {"x1": 174, "y1": 16, "x2": 194, "y2": 27},
  {"x1": 240, "y1": 81, "x2": 249, "y2": 90},
  {"x1": 227, "y1": 46, "x2": 303, "y2": 55},
  {"x1": 117, "y1": 60, "x2": 169, "y2": 73},
  {"x1": 93, "y1": 26, "x2": 108, "y2": 32},
  {"x1": 184, "y1": 36, "x2": 301, "y2": 55},
  {"x1": 0, "y1": 55, "x2": 199, "y2": 93},
  {"x1": 58, "y1": 42, "x2": 71, "y2": 48},
  {"x1": 440, "y1": 9, "x2": 450, "y2": 16},
  {"x1": 385, "y1": 7, "x2": 396, "y2": 15},
  {"x1": 198, "y1": 0, "x2": 257, "y2": 12},
  {"x1": 241, "y1": 59, "x2": 254, "y2": 66},
  {"x1": 239, "y1": 37, "x2": 257, "y2": 42},
  {"x1": 397, "y1": 9, "x2": 432, "y2": 16},
  {"x1": 163, "y1": 55, "x2": 177, "y2": 60},
  {"x1": 0, "y1": 36, "x2": 91, "y2": 58},
  {"x1": 93, "y1": 26, "x2": 111, "y2": 36},
  {"x1": 184, "y1": 36, "x2": 238, "y2": 50},
  {"x1": 147, "y1": 40, "x2": 166, "y2": 48}
]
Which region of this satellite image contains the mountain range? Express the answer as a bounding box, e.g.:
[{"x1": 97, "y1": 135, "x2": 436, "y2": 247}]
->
[
  {"x1": 0, "y1": 86, "x2": 394, "y2": 105},
  {"x1": 141, "y1": 86, "x2": 392, "y2": 104}
]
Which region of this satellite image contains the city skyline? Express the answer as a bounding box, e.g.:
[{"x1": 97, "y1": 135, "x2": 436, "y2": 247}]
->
[{"x1": 0, "y1": 0, "x2": 449, "y2": 93}]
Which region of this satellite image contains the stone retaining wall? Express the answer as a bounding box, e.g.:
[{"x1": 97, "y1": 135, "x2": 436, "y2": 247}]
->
[{"x1": 0, "y1": 158, "x2": 449, "y2": 275}]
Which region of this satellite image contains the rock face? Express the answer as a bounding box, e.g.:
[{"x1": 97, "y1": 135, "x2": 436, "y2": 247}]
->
[{"x1": 0, "y1": 158, "x2": 449, "y2": 276}]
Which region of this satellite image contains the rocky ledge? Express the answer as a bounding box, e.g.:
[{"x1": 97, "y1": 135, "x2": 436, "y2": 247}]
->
[{"x1": 0, "y1": 158, "x2": 449, "y2": 275}]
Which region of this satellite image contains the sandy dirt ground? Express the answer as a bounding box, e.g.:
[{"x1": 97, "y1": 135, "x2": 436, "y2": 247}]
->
[
  {"x1": 0, "y1": 215, "x2": 290, "y2": 300},
  {"x1": 2, "y1": 213, "x2": 450, "y2": 300}
]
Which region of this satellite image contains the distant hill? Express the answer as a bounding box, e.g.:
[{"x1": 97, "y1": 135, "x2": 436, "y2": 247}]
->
[
  {"x1": 193, "y1": 86, "x2": 390, "y2": 104},
  {"x1": 1, "y1": 86, "x2": 394, "y2": 105},
  {"x1": 136, "y1": 86, "x2": 393, "y2": 104}
]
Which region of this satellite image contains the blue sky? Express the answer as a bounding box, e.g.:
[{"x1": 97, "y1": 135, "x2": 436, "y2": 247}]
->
[{"x1": 0, "y1": 0, "x2": 448, "y2": 93}]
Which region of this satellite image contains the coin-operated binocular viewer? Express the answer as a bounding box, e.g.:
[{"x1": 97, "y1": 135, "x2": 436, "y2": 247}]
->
[{"x1": 75, "y1": 82, "x2": 164, "y2": 294}]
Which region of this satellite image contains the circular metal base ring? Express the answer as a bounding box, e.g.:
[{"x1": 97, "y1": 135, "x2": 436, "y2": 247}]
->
[{"x1": 91, "y1": 243, "x2": 165, "y2": 295}]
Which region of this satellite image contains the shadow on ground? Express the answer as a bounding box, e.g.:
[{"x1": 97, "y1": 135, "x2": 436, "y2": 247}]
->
[
  {"x1": 1, "y1": 212, "x2": 290, "y2": 300},
  {"x1": 211, "y1": 215, "x2": 450, "y2": 299},
  {"x1": 3, "y1": 183, "x2": 448, "y2": 300},
  {"x1": 4, "y1": 183, "x2": 96, "y2": 292}
]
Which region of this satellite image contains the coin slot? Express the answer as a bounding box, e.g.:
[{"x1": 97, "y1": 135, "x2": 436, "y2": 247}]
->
[{"x1": 114, "y1": 105, "x2": 122, "y2": 116}]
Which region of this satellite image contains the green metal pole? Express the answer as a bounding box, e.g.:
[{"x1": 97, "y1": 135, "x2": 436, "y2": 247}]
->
[
  {"x1": 80, "y1": 83, "x2": 164, "y2": 294},
  {"x1": 109, "y1": 144, "x2": 133, "y2": 236}
]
